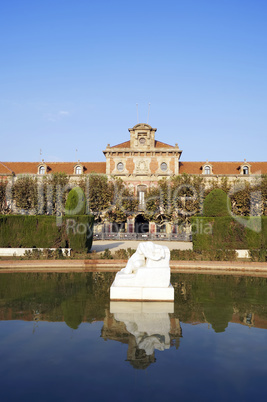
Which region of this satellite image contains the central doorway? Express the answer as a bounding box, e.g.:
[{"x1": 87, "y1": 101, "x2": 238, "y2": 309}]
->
[{"x1": 135, "y1": 214, "x2": 149, "y2": 234}]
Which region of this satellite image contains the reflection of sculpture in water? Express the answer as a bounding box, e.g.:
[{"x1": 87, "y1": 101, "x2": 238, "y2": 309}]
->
[
  {"x1": 110, "y1": 242, "x2": 174, "y2": 300},
  {"x1": 118, "y1": 311, "x2": 170, "y2": 355},
  {"x1": 105, "y1": 302, "x2": 181, "y2": 369},
  {"x1": 127, "y1": 335, "x2": 156, "y2": 370}
]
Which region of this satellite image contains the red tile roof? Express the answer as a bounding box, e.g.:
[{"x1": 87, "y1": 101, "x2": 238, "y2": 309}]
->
[
  {"x1": 110, "y1": 140, "x2": 130, "y2": 148},
  {"x1": 1, "y1": 161, "x2": 266, "y2": 176},
  {"x1": 179, "y1": 161, "x2": 267, "y2": 175},
  {"x1": 0, "y1": 162, "x2": 13, "y2": 174},
  {"x1": 0, "y1": 162, "x2": 106, "y2": 175},
  {"x1": 155, "y1": 140, "x2": 174, "y2": 148}
]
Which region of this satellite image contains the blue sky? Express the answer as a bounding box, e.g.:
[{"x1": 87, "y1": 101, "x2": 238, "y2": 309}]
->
[{"x1": 1, "y1": 0, "x2": 267, "y2": 163}]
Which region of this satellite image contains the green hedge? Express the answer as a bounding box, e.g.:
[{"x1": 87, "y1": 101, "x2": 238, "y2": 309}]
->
[
  {"x1": 192, "y1": 216, "x2": 267, "y2": 251},
  {"x1": 0, "y1": 215, "x2": 94, "y2": 252},
  {"x1": 65, "y1": 187, "x2": 87, "y2": 215},
  {"x1": 203, "y1": 189, "x2": 230, "y2": 217}
]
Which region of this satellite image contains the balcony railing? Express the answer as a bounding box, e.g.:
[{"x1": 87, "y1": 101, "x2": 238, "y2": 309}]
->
[{"x1": 93, "y1": 232, "x2": 192, "y2": 241}]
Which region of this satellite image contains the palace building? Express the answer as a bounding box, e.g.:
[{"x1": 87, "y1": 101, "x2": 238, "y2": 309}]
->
[
  {"x1": 1, "y1": 123, "x2": 266, "y2": 182},
  {"x1": 1, "y1": 123, "x2": 266, "y2": 238}
]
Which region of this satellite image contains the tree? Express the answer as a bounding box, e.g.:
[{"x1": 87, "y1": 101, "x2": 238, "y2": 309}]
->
[
  {"x1": 42, "y1": 173, "x2": 70, "y2": 215},
  {"x1": 65, "y1": 187, "x2": 87, "y2": 215},
  {"x1": 171, "y1": 174, "x2": 205, "y2": 223},
  {"x1": 104, "y1": 178, "x2": 138, "y2": 224},
  {"x1": 261, "y1": 175, "x2": 267, "y2": 216},
  {"x1": 12, "y1": 176, "x2": 38, "y2": 213},
  {"x1": 0, "y1": 180, "x2": 7, "y2": 213},
  {"x1": 144, "y1": 186, "x2": 161, "y2": 222},
  {"x1": 228, "y1": 177, "x2": 267, "y2": 217},
  {"x1": 78, "y1": 174, "x2": 113, "y2": 218},
  {"x1": 144, "y1": 174, "x2": 205, "y2": 224},
  {"x1": 78, "y1": 175, "x2": 138, "y2": 222}
]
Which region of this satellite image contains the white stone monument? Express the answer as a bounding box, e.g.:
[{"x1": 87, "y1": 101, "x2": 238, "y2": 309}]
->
[{"x1": 110, "y1": 242, "x2": 174, "y2": 301}]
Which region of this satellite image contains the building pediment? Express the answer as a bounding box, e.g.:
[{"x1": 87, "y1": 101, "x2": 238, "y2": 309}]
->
[
  {"x1": 103, "y1": 123, "x2": 182, "y2": 177},
  {"x1": 104, "y1": 124, "x2": 180, "y2": 153},
  {"x1": 131, "y1": 123, "x2": 154, "y2": 131},
  {"x1": 128, "y1": 123, "x2": 157, "y2": 150}
]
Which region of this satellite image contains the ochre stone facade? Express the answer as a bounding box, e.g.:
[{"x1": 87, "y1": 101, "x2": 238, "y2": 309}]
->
[{"x1": 103, "y1": 123, "x2": 182, "y2": 193}]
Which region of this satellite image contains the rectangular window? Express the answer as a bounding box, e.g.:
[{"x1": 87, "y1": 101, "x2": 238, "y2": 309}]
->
[{"x1": 139, "y1": 191, "x2": 145, "y2": 209}]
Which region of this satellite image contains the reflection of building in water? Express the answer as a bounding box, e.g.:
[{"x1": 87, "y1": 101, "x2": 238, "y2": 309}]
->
[{"x1": 101, "y1": 302, "x2": 182, "y2": 369}]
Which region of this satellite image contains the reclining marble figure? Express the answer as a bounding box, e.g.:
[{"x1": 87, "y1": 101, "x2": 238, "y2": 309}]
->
[{"x1": 112, "y1": 242, "x2": 171, "y2": 288}]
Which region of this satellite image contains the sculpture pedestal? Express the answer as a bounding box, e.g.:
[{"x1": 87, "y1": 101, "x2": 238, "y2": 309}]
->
[
  {"x1": 110, "y1": 284, "x2": 174, "y2": 301},
  {"x1": 110, "y1": 242, "x2": 174, "y2": 302}
]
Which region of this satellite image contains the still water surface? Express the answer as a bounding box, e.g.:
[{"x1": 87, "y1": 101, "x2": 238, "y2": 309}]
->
[{"x1": 0, "y1": 272, "x2": 267, "y2": 402}]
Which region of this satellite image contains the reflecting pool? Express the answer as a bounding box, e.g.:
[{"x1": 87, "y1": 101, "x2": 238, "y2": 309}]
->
[{"x1": 0, "y1": 272, "x2": 267, "y2": 401}]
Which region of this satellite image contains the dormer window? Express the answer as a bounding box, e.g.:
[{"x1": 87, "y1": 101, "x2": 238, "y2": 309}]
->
[
  {"x1": 243, "y1": 166, "x2": 249, "y2": 175},
  {"x1": 39, "y1": 166, "x2": 45, "y2": 175},
  {"x1": 202, "y1": 162, "x2": 213, "y2": 175},
  {"x1": 204, "y1": 166, "x2": 211, "y2": 175},
  {"x1": 75, "y1": 166, "x2": 82, "y2": 175},
  {"x1": 73, "y1": 161, "x2": 83, "y2": 175},
  {"x1": 38, "y1": 161, "x2": 47, "y2": 175},
  {"x1": 240, "y1": 160, "x2": 251, "y2": 175}
]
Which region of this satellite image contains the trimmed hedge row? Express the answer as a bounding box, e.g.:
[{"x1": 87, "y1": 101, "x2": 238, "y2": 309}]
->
[
  {"x1": 0, "y1": 215, "x2": 94, "y2": 252},
  {"x1": 192, "y1": 216, "x2": 267, "y2": 251},
  {"x1": 203, "y1": 188, "x2": 230, "y2": 217}
]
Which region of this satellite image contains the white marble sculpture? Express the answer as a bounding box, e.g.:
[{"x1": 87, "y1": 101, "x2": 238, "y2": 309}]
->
[{"x1": 110, "y1": 242, "x2": 174, "y2": 301}]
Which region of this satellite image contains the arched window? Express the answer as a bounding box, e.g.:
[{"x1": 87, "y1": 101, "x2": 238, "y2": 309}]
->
[
  {"x1": 204, "y1": 166, "x2": 211, "y2": 175},
  {"x1": 75, "y1": 166, "x2": 82, "y2": 175},
  {"x1": 39, "y1": 166, "x2": 45, "y2": 175},
  {"x1": 243, "y1": 166, "x2": 249, "y2": 175}
]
